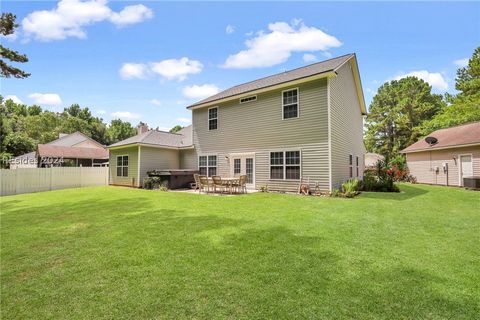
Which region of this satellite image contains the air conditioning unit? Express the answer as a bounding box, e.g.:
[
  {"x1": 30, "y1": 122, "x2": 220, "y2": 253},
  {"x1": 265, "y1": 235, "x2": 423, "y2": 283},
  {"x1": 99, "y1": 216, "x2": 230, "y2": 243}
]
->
[{"x1": 463, "y1": 176, "x2": 480, "y2": 190}]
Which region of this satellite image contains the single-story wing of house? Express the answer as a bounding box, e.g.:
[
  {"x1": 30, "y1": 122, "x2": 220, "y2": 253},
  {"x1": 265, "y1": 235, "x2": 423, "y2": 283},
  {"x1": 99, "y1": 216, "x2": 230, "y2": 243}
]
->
[
  {"x1": 108, "y1": 53, "x2": 367, "y2": 192},
  {"x1": 401, "y1": 121, "x2": 480, "y2": 186}
]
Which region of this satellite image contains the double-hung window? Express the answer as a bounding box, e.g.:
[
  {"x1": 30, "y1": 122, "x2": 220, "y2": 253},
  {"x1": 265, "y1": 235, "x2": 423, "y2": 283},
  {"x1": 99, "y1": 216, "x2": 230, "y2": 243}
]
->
[
  {"x1": 282, "y1": 88, "x2": 299, "y2": 119},
  {"x1": 270, "y1": 151, "x2": 300, "y2": 180},
  {"x1": 199, "y1": 155, "x2": 217, "y2": 177},
  {"x1": 349, "y1": 155, "x2": 353, "y2": 178},
  {"x1": 208, "y1": 107, "x2": 218, "y2": 130},
  {"x1": 116, "y1": 155, "x2": 128, "y2": 177},
  {"x1": 356, "y1": 156, "x2": 359, "y2": 177}
]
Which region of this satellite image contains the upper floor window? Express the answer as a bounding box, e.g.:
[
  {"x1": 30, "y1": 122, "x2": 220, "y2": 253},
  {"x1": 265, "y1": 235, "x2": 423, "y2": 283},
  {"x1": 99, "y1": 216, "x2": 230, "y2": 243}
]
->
[
  {"x1": 282, "y1": 88, "x2": 299, "y2": 119},
  {"x1": 208, "y1": 107, "x2": 218, "y2": 130},
  {"x1": 240, "y1": 96, "x2": 257, "y2": 104},
  {"x1": 116, "y1": 155, "x2": 128, "y2": 177}
]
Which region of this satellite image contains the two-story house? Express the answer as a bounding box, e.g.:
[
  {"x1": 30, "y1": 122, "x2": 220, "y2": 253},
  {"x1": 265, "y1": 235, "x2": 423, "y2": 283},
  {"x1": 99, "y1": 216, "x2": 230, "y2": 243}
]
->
[{"x1": 108, "y1": 53, "x2": 367, "y2": 192}]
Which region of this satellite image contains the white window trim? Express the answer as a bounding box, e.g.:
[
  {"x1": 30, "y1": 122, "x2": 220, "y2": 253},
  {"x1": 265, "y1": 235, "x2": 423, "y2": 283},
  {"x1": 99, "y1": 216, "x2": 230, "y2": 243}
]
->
[
  {"x1": 208, "y1": 106, "x2": 218, "y2": 131},
  {"x1": 269, "y1": 149, "x2": 301, "y2": 181},
  {"x1": 198, "y1": 154, "x2": 218, "y2": 177},
  {"x1": 281, "y1": 87, "x2": 300, "y2": 120},
  {"x1": 116, "y1": 154, "x2": 129, "y2": 177},
  {"x1": 239, "y1": 95, "x2": 257, "y2": 104}
]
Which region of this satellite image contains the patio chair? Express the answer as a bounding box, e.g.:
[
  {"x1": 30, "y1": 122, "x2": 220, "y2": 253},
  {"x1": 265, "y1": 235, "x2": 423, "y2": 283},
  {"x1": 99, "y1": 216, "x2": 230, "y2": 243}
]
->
[
  {"x1": 232, "y1": 175, "x2": 247, "y2": 194},
  {"x1": 212, "y1": 176, "x2": 227, "y2": 194},
  {"x1": 199, "y1": 175, "x2": 211, "y2": 194},
  {"x1": 190, "y1": 174, "x2": 200, "y2": 192}
]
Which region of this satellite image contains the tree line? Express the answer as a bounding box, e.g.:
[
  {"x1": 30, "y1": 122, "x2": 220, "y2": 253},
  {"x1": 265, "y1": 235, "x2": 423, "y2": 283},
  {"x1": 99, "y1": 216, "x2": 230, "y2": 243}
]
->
[
  {"x1": 365, "y1": 47, "x2": 480, "y2": 160},
  {"x1": 0, "y1": 98, "x2": 138, "y2": 167}
]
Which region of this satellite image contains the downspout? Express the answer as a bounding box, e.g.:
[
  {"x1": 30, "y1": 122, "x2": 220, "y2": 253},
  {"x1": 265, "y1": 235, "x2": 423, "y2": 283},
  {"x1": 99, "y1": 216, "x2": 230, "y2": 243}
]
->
[
  {"x1": 327, "y1": 77, "x2": 332, "y2": 192},
  {"x1": 137, "y1": 145, "x2": 142, "y2": 188}
]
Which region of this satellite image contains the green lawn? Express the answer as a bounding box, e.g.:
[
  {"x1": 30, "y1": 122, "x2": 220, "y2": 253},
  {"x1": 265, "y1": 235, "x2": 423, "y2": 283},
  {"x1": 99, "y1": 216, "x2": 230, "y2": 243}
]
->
[{"x1": 1, "y1": 184, "x2": 479, "y2": 319}]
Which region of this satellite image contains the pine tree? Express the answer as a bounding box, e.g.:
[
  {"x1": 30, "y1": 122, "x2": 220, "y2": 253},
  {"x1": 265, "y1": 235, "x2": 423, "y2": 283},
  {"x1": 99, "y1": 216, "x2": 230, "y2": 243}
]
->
[{"x1": 0, "y1": 13, "x2": 30, "y2": 78}]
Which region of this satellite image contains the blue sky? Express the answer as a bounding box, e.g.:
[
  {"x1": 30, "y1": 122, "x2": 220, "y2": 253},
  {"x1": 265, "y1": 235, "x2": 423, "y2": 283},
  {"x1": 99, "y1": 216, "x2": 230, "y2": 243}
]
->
[{"x1": 2, "y1": 1, "x2": 479, "y2": 130}]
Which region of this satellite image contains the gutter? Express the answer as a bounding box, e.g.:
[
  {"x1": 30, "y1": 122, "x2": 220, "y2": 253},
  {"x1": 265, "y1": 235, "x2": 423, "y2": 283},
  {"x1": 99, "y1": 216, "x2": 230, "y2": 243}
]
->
[{"x1": 401, "y1": 142, "x2": 480, "y2": 154}]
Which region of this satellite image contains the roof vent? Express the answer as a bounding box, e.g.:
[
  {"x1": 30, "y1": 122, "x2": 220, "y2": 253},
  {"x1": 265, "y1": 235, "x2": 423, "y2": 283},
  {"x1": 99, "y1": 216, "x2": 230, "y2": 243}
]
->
[{"x1": 425, "y1": 136, "x2": 438, "y2": 146}]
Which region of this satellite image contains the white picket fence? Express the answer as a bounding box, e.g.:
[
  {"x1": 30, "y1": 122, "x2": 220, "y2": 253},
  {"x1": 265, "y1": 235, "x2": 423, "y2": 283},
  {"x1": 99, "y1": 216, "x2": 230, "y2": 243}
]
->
[{"x1": 0, "y1": 167, "x2": 109, "y2": 196}]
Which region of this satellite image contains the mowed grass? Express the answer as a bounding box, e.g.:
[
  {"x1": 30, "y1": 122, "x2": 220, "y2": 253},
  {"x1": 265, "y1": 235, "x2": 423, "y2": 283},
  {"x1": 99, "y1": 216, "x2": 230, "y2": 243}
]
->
[{"x1": 1, "y1": 184, "x2": 479, "y2": 319}]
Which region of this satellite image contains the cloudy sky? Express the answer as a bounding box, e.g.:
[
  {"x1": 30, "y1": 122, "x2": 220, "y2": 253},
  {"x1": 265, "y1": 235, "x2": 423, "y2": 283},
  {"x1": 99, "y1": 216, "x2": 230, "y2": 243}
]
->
[{"x1": 2, "y1": 1, "x2": 479, "y2": 130}]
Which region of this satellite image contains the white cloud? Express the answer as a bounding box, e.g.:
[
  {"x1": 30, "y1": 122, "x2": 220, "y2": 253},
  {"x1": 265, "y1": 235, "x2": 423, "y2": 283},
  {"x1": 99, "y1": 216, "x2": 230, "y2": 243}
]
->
[
  {"x1": 176, "y1": 117, "x2": 191, "y2": 124},
  {"x1": 394, "y1": 70, "x2": 449, "y2": 91},
  {"x1": 303, "y1": 53, "x2": 317, "y2": 62},
  {"x1": 223, "y1": 20, "x2": 342, "y2": 69},
  {"x1": 1, "y1": 32, "x2": 19, "y2": 42},
  {"x1": 226, "y1": 25, "x2": 235, "y2": 34},
  {"x1": 109, "y1": 4, "x2": 153, "y2": 27},
  {"x1": 119, "y1": 63, "x2": 149, "y2": 79},
  {"x1": 182, "y1": 84, "x2": 220, "y2": 100},
  {"x1": 151, "y1": 57, "x2": 203, "y2": 81},
  {"x1": 111, "y1": 111, "x2": 142, "y2": 120},
  {"x1": 22, "y1": 0, "x2": 153, "y2": 41},
  {"x1": 149, "y1": 99, "x2": 162, "y2": 106},
  {"x1": 454, "y1": 58, "x2": 469, "y2": 68},
  {"x1": 28, "y1": 93, "x2": 62, "y2": 105},
  {"x1": 4, "y1": 95, "x2": 23, "y2": 104}
]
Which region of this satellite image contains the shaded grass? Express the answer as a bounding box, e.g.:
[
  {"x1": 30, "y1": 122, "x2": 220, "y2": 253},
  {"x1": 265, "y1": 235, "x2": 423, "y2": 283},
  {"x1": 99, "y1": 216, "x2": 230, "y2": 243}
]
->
[{"x1": 1, "y1": 184, "x2": 479, "y2": 319}]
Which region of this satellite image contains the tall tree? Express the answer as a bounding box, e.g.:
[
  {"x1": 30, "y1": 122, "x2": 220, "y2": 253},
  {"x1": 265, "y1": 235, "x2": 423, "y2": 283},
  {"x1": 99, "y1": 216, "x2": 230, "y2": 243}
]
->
[
  {"x1": 365, "y1": 77, "x2": 444, "y2": 158},
  {"x1": 107, "y1": 119, "x2": 137, "y2": 144},
  {"x1": 421, "y1": 47, "x2": 480, "y2": 134},
  {"x1": 0, "y1": 13, "x2": 30, "y2": 78},
  {"x1": 169, "y1": 125, "x2": 183, "y2": 133}
]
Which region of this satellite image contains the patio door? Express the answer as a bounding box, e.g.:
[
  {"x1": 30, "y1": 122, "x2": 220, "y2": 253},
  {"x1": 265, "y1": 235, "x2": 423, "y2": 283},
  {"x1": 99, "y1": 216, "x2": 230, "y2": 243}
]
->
[
  {"x1": 230, "y1": 154, "x2": 255, "y2": 187},
  {"x1": 459, "y1": 155, "x2": 473, "y2": 186}
]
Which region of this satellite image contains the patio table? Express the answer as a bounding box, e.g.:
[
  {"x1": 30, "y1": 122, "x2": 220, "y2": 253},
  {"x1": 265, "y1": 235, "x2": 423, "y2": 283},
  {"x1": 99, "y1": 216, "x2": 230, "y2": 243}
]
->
[{"x1": 208, "y1": 177, "x2": 240, "y2": 194}]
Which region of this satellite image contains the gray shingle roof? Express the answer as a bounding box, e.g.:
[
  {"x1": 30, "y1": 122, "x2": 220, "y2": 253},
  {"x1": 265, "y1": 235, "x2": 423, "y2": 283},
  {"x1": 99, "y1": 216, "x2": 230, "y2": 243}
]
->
[
  {"x1": 108, "y1": 125, "x2": 193, "y2": 148},
  {"x1": 187, "y1": 54, "x2": 354, "y2": 108}
]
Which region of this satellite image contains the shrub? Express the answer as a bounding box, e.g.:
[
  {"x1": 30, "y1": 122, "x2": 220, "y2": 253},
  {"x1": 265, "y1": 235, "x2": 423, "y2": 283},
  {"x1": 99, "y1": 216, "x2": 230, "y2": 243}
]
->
[
  {"x1": 143, "y1": 177, "x2": 164, "y2": 190},
  {"x1": 342, "y1": 179, "x2": 361, "y2": 198},
  {"x1": 260, "y1": 184, "x2": 269, "y2": 193},
  {"x1": 330, "y1": 189, "x2": 341, "y2": 197},
  {"x1": 361, "y1": 160, "x2": 400, "y2": 192}
]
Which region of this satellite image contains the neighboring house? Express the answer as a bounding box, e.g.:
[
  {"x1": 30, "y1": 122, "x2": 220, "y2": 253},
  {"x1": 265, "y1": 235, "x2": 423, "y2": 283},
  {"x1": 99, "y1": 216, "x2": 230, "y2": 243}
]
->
[
  {"x1": 365, "y1": 153, "x2": 385, "y2": 168},
  {"x1": 108, "y1": 53, "x2": 367, "y2": 192},
  {"x1": 9, "y1": 132, "x2": 109, "y2": 169},
  {"x1": 401, "y1": 122, "x2": 480, "y2": 186}
]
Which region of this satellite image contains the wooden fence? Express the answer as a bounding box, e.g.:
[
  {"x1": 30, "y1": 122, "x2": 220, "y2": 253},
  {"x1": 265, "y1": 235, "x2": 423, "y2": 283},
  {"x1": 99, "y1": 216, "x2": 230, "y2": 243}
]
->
[{"x1": 0, "y1": 167, "x2": 109, "y2": 196}]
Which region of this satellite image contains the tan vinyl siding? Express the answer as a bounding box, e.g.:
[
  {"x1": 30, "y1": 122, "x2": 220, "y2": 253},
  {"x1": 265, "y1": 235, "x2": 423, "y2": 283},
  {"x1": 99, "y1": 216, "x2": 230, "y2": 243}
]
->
[
  {"x1": 192, "y1": 78, "x2": 329, "y2": 192},
  {"x1": 406, "y1": 146, "x2": 480, "y2": 186},
  {"x1": 179, "y1": 149, "x2": 198, "y2": 169},
  {"x1": 329, "y1": 61, "x2": 366, "y2": 190},
  {"x1": 109, "y1": 146, "x2": 139, "y2": 187},
  {"x1": 138, "y1": 146, "x2": 180, "y2": 186}
]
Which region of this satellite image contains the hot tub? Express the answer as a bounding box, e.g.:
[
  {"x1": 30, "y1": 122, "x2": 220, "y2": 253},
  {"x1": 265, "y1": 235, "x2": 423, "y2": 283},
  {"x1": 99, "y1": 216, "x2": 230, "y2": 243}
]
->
[{"x1": 146, "y1": 169, "x2": 198, "y2": 189}]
